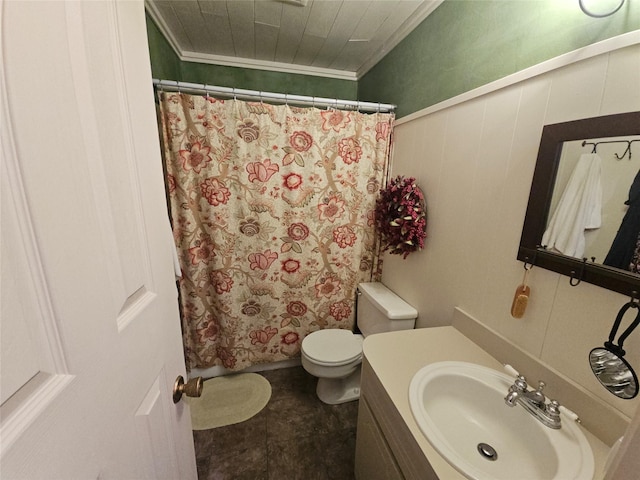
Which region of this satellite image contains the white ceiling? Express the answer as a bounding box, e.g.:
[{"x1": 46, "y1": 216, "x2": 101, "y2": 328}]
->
[{"x1": 145, "y1": 0, "x2": 443, "y2": 80}]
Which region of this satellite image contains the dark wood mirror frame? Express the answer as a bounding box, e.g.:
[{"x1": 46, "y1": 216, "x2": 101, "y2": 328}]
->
[{"x1": 518, "y1": 111, "x2": 640, "y2": 297}]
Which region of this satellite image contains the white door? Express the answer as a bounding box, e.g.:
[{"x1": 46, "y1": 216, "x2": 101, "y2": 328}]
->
[{"x1": 0, "y1": 1, "x2": 197, "y2": 478}]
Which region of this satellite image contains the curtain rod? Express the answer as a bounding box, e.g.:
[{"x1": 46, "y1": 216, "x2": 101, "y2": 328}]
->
[{"x1": 152, "y1": 79, "x2": 395, "y2": 113}]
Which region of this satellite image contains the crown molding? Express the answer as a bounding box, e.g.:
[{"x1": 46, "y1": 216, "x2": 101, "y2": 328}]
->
[
  {"x1": 145, "y1": 0, "x2": 443, "y2": 82},
  {"x1": 356, "y1": 0, "x2": 445, "y2": 79},
  {"x1": 144, "y1": 0, "x2": 183, "y2": 58},
  {"x1": 145, "y1": 0, "x2": 356, "y2": 81},
  {"x1": 179, "y1": 51, "x2": 358, "y2": 81}
]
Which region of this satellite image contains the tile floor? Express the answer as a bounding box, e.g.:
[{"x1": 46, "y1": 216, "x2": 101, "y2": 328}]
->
[{"x1": 192, "y1": 366, "x2": 359, "y2": 480}]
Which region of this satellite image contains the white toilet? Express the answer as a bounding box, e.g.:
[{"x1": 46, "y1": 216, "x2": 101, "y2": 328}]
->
[{"x1": 301, "y1": 282, "x2": 417, "y2": 404}]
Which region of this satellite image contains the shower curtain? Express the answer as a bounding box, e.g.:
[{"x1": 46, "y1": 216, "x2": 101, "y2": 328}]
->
[{"x1": 159, "y1": 92, "x2": 394, "y2": 371}]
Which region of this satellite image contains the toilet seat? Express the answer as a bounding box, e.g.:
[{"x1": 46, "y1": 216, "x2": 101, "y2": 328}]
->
[{"x1": 302, "y1": 329, "x2": 363, "y2": 366}]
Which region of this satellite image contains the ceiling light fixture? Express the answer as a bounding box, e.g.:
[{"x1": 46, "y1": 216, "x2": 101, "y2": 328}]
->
[{"x1": 579, "y1": 0, "x2": 625, "y2": 17}]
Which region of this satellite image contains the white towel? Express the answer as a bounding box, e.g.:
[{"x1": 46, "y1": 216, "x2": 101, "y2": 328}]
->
[{"x1": 541, "y1": 153, "x2": 602, "y2": 258}]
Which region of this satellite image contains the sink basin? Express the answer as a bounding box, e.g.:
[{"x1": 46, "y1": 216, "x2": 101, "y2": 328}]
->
[{"x1": 409, "y1": 361, "x2": 594, "y2": 480}]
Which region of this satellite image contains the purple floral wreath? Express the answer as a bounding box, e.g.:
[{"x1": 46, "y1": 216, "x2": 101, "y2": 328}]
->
[{"x1": 374, "y1": 176, "x2": 427, "y2": 258}]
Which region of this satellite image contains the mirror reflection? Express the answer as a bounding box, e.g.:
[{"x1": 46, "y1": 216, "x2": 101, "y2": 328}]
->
[
  {"x1": 589, "y1": 348, "x2": 638, "y2": 399},
  {"x1": 589, "y1": 300, "x2": 640, "y2": 400},
  {"x1": 543, "y1": 136, "x2": 640, "y2": 273},
  {"x1": 518, "y1": 111, "x2": 640, "y2": 297}
]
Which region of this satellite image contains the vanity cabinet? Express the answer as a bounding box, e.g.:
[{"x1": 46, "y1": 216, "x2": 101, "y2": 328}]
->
[
  {"x1": 354, "y1": 326, "x2": 611, "y2": 480},
  {"x1": 354, "y1": 397, "x2": 404, "y2": 480},
  {"x1": 354, "y1": 357, "x2": 439, "y2": 480}
]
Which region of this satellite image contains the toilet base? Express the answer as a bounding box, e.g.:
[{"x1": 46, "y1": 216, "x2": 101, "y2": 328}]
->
[{"x1": 315, "y1": 366, "x2": 362, "y2": 405}]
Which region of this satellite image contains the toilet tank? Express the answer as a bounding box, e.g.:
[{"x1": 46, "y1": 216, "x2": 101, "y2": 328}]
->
[{"x1": 357, "y1": 282, "x2": 417, "y2": 337}]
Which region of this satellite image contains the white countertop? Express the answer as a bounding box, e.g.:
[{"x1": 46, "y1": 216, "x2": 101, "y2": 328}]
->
[{"x1": 362, "y1": 326, "x2": 610, "y2": 479}]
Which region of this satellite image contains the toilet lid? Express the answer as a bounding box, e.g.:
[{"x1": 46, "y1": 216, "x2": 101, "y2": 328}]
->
[{"x1": 302, "y1": 329, "x2": 363, "y2": 365}]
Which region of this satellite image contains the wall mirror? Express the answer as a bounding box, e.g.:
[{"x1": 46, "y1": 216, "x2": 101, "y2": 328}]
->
[{"x1": 518, "y1": 111, "x2": 640, "y2": 296}]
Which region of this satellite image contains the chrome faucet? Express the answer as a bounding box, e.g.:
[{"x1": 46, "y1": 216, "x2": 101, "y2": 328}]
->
[{"x1": 504, "y1": 375, "x2": 562, "y2": 429}]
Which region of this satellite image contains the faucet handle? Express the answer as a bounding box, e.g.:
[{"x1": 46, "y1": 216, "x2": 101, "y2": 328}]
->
[
  {"x1": 511, "y1": 375, "x2": 528, "y2": 392},
  {"x1": 547, "y1": 400, "x2": 561, "y2": 423},
  {"x1": 535, "y1": 381, "x2": 546, "y2": 392}
]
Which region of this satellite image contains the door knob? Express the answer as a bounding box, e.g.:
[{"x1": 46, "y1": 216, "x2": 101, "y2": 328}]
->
[{"x1": 173, "y1": 375, "x2": 203, "y2": 403}]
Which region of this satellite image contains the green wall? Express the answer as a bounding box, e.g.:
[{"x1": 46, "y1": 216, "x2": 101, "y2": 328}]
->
[
  {"x1": 146, "y1": 2, "x2": 638, "y2": 118},
  {"x1": 359, "y1": 0, "x2": 640, "y2": 118},
  {"x1": 178, "y1": 62, "x2": 357, "y2": 100},
  {"x1": 146, "y1": 13, "x2": 181, "y2": 81},
  {"x1": 145, "y1": 14, "x2": 357, "y2": 100}
]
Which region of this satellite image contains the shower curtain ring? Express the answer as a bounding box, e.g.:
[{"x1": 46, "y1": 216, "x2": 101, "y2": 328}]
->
[{"x1": 569, "y1": 258, "x2": 588, "y2": 286}]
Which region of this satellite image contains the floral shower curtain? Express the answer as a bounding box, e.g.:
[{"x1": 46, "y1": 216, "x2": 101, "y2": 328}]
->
[{"x1": 159, "y1": 91, "x2": 394, "y2": 371}]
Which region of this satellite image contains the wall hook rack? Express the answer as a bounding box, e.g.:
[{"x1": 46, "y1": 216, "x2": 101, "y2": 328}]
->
[
  {"x1": 569, "y1": 257, "x2": 588, "y2": 286},
  {"x1": 523, "y1": 250, "x2": 537, "y2": 271},
  {"x1": 582, "y1": 139, "x2": 639, "y2": 160}
]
